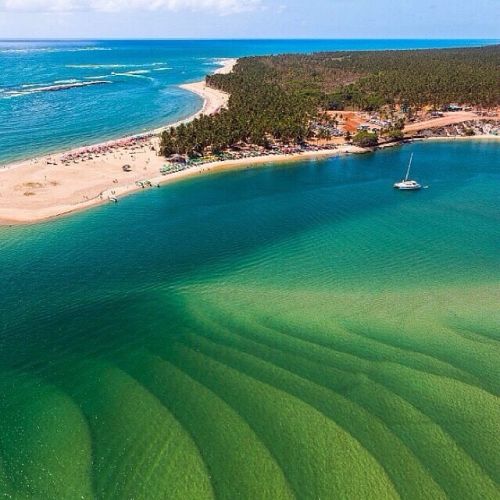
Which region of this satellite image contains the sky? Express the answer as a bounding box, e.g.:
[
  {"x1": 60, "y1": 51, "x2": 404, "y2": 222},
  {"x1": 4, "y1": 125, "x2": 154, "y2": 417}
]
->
[{"x1": 0, "y1": 0, "x2": 498, "y2": 39}]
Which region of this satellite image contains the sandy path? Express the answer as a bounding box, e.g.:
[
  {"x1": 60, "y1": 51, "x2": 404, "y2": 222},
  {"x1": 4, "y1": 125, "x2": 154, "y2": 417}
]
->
[{"x1": 404, "y1": 111, "x2": 498, "y2": 133}]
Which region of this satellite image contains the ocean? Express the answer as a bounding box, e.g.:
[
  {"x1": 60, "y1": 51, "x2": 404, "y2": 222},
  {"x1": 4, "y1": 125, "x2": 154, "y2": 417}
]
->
[
  {"x1": 0, "y1": 40, "x2": 499, "y2": 498},
  {"x1": 0, "y1": 39, "x2": 497, "y2": 164}
]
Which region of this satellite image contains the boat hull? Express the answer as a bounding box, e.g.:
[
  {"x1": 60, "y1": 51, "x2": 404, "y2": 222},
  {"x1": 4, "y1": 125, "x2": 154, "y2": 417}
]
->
[
  {"x1": 393, "y1": 181, "x2": 422, "y2": 190},
  {"x1": 394, "y1": 185, "x2": 421, "y2": 190}
]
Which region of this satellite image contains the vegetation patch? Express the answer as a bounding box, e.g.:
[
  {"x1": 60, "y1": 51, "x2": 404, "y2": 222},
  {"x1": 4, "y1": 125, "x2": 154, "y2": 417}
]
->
[{"x1": 160, "y1": 45, "x2": 499, "y2": 156}]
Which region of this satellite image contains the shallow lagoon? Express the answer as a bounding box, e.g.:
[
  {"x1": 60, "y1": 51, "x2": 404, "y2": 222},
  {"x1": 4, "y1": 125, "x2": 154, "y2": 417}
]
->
[{"x1": 0, "y1": 140, "x2": 499, "y2": 498}]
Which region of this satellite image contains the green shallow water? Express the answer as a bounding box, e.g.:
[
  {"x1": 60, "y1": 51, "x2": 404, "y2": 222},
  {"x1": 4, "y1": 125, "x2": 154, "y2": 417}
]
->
[{"x1": 0, "y1": 141, "x2": 499, "y2": 499}]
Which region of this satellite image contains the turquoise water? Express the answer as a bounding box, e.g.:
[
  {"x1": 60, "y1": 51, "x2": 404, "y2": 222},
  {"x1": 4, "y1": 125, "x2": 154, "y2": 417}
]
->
[
  {"x1": 0, "y1": 140, "x2": 499, "y2": 498},
  {"x1": 0, "y1": 39, "x2": 497, "y2": 164}
]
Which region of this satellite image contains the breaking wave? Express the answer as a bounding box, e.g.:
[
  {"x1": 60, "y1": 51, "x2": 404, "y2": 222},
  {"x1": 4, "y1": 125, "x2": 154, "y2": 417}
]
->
[
  {"x1": 111, "y1": 71, "x2": 155, "y2": 81},
  {"x1": 0, "y1": 47, "x2": 112, "y2": 54},
  {"x1": 2, "y1": 80, "x2": 112, "y2": 98},
  {"x1": 66, "y1": 62, "x2": 168, "y2": 70}
]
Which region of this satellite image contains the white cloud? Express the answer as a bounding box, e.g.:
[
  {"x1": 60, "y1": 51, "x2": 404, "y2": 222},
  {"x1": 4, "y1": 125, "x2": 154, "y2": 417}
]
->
[{"x1": 0, "y1": 0, "x2": 262, "y2": 14}]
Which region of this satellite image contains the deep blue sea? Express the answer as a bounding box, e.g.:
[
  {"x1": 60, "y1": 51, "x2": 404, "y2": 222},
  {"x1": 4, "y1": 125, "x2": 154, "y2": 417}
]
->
[{"x1": 0, "y1": 39, "x2": 496, "y2": 164}]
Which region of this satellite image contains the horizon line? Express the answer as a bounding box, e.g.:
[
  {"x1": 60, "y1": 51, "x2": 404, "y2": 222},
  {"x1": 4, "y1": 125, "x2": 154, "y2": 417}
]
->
[{"x1": 1, "y1": 37, "x2": 499, "y2": 42}]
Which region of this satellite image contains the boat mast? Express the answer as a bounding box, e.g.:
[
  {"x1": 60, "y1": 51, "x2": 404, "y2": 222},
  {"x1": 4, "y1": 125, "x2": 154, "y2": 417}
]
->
[{"x1": 405, "y1": 153, "x2": 414, "y2": 181}]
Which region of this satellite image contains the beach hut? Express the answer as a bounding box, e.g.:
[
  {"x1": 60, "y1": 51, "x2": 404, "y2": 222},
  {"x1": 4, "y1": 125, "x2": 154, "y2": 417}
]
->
[{"x1": 169, "y1": 154, "x2": 187, "y2": 164}]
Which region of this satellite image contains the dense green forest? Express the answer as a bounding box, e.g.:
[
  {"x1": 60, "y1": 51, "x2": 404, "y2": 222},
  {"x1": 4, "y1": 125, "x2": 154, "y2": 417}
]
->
[
  {"x1": 160, "y1": 45, "x2": 499, "y2": 156},
  {"x1": 248, "y1": 45, "x2": 500, "y2": 110}
]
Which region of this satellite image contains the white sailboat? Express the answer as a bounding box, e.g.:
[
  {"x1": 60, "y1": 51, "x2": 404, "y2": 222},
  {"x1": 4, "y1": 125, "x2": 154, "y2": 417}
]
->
[{"x1": 394, "y1": 153, "x2": 421, "y2": 190}]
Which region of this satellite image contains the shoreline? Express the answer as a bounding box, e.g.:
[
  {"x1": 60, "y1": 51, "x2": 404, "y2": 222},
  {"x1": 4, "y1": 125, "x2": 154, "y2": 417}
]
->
[
  {"x1": 418, "y1": 134, "x2": 500, "y2": 142},
  {"x1": 1, "y1": 135, "x2": 498, "y2": 226}
]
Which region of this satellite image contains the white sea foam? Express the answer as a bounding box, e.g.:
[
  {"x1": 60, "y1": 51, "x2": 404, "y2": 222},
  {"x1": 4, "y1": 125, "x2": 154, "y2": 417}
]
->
[
  {"x1": 2, "y1": 80, "x2": 112, "y2": 98},
  {"x1": 70, "y1": 47, "x2": 112, "y2": 52},
  {"x1": 21, "y1": 83, "x2": 46, "y2": 88},
  {"x1": 83, "y1": 75, "x2": 112, "y2": 79},
  {"x1": 66, "y1": 62, "x2": 167, "y2": 69},
  {"x1": 0, "y1": 47, "x2": 112, "y2": 54},
  {"x1": 111, "y1": 71, "x2": 155, "y2": 81},
  {"x1": 203, "y1": 58, "x2": 233, "y2": 68},
  {"x1": 54, "y1": 79, "x2": 81, "y2": 84},
  {"x1": 67, "y1": 64, "x2": 131, "y2": 69},
  {"x1": 82, "y1": 71, "x2": 155, "y2": 80}
]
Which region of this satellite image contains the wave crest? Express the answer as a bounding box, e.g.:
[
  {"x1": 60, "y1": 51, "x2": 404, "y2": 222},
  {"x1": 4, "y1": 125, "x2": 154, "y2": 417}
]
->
[{"x1": 2, "y1": 80, "x2": 112, "y2": 98}]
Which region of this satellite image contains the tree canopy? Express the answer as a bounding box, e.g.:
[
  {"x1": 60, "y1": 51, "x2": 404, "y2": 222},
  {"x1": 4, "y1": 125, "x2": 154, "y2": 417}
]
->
[
  {"x1": 352, "y1": 131, "x2": 379, "y2": 147},
  {"x1": 251, "y1": 45, "x2": 499, "y2": 110},
  {"x1": 160, "y1": 45, "x2": 499, "y2": 156}
]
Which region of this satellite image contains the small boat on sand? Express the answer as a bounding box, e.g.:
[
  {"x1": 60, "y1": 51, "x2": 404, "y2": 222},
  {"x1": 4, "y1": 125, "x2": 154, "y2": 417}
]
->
[{"x1": 394, "y1": 153, "x2": 421, "y2": 190}]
